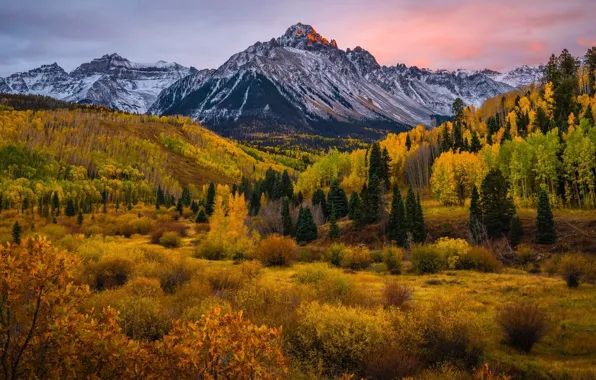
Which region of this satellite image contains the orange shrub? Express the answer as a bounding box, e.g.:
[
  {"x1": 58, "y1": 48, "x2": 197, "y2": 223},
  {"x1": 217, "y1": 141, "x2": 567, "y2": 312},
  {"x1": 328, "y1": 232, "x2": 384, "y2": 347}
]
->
[{"x1": 256, "y1": 234, "x2": 297, "y2": 266}]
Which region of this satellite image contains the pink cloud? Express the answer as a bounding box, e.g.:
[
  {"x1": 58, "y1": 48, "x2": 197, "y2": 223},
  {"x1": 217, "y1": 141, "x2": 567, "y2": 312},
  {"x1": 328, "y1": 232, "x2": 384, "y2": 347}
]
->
[{"x1": 578, "y1": 37, "x2": 596, "y2": 48}]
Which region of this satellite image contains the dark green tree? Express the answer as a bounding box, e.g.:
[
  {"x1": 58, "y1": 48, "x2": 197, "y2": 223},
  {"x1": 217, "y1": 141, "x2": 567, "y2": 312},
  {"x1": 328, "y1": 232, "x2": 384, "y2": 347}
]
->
[
  {"x1": 404, "y1": 185, "x2": 417, "y2": 238},
  {"x1": 368, "y1": 143, "x2": 383, "y2": 183},
  {"x1": 205, "y1": 183, "x2": 216, "y2": 216},
  {"x1": 413, "y1": 194, "x2": 426, "y2": 244},
  {"x1": 281, "y1": 198, "x2": 293, "y2": 237},
  {"x1": 387, "y1": 185, "x2": 407, "y2": 247},
  {"x1": 509, "y1": 215, "x2": 523, "y2": 248},
  {"x1": 312, "y1": 189, "x2": 328, "y2": 219},
  {"x1": 156, "y1": 185, "x2": 165, "y2": 209},
  {"x1": 52, "y1": 192, "x2": 60, "y2": 216},
  {"x1": 381, "y1": 147, "x2": 392, "y2": 190},
  {"x1": 365, "y1": 174, "x2": 383, "y2": 224},
  {"x1": 453, "y1": 123, "x2": 463, "y2": 151},
  {"x1": 405, "y1": 134, "x2": 412, "y2": 151},
  {"x1": 452, "y1": 97, "x2": 465, "y2": 124},
  {"x1": 295, "y1": 191, "x2": 304, "y2": 206},
  {"x1": 469, "y1": 185, "x2": 483, "y2": 244},
  {"x1": 77, "y1": 211, "x2": 84, "y2": 226},
  {"x1": 328, "y1": 206, "x2": 340, "y2": 240},
  {"x1": 327, "y1": 180, "x2": 348, "y2": 219},
  {"x1": 281, "y1": 170, "x2": 294, "y2": 200},
  {"x1": 65, "y1": 199, "x2": 76, "y2": 217},
  {"x1": 479, "y1": 169, "x2": 515, "y2": 238},
  {"x1": 347, "y1": 192, "x2": 361, "y2": 220},
  {"x1": 535, "y1": 189, "x2": 556, "y2": 244},
  {"x1": 176, "y1": 197, "x2": 184, "y2": 215},
  {"x1": 181, "y1": 187, "x2": 192, "y2": 207},
  {"x1": 191, "y1": 200, "x2": 199, "y2": 214},
  {"x1": 249, "y1": 190, "x2": 261, "y2": 216},
  {"x1": 441, "y1": 125, "x2": 453, "y2": 153},
  {"x1": 195, "y1": 209, "x2": 208, "y2": 223},
  {"x1": 296, "y1": 206, "x2": 318, "y2": 244},
  {"x1": 12, "y1": 221, "x2": 21, "y2": 244}
]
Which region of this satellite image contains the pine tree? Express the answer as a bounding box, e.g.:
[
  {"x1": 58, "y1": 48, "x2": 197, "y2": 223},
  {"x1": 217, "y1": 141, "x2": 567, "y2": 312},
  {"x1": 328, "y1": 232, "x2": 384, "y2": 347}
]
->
[
  {"x1": 281, "y1": 170, "x2": 294, "y2": 199},
  {"x1": 453, "y1": 123, "x2": 463, "y2": 151},
  {"x1": 0, "y1": 194, "x2": 3, "y2": 213},
  {"x1": 249, "y1": 190, "x2": 261, "y2": 216},
  {"x1": 365, "y1": 174, "x2": 383, "y2": 224},
  {"x1": 470, "y1": 132, "x2": 481, "y2": 153},
  {"x1": 509, "y1": 215, "x2": 523, "y2": 248},
  {"x1": 191, "y1": 200, "x2": 199, "y2": 214},
  {"x1": 405, "y1": 134, "x2": 412, "y2": 151},
  {"x1": 413, "y1": 194, "x2": 426, "y2": 244},
  {"x1": 205, "y1": 183, "x2": 216, "y2": 215},
  {"x1": 65, "y1": 199, "x2": 76, "y2": 217},
  {"x1": 347, "y1": 192, "x2": 361, "y2": 220},
  {"x1": 469, "y1": 185, "x2": 482, "y2": 244},
  {"x1": 312, "y1": 189, "x2": 328, "y2": 219},
  {"x1": 441, "y1": 125, "x2": 453, "y2": 152},
  {"x1": 176, "y1": 197, "x2": 184, "y2": 215},
  {"x1": 195, "y1": 209, "x2": 208, "y2": 223},
  {"x1": 387, "y1": 185, "x2": 407, "y2": 247},
  {"x1": 52, "y1": 192, "x2": 60, "y2": 216},
  {"x1": 480, "y1": 169, "x2": 515, "y2": 238},
  {"x1": 368, "y1": 143, "x2": 383, "y2": 182},
  {"x1": 328, "y1": 206, "x2": 340, "y2": 240},
  {"x1": 181, "y1": 188, "x2": 192, "y2": 207},
  {"x1": 535, "y1": 189, "x2": 556, "y2": 244},
  {"x1": 77, "y1": 211, "x2": 84, "y2": 226},
  {"x1": 381, "y1": 147, "x2": 392, "y2": 191},
  {"x1": 404, "y1": 185, "x2": 417, "y2": 239},
  {"x1": 156, "y1": 186, "x2": 165, "y2": 209},
  {"x1": 12, "y1": 221, "x2": 21, "y2": 244},
  {"x1": 115, "y1": 199, "x2": 120, "y2": 213},
  {"x1": 452, "y1": 98, "x2": 465, "y2": 124},
  {"x1": 295, "y1": 191, "x2": 304, "y2": 206},
  {"x1": 296, "y1": 206, "x2": 318, "y2": 244},
  {"x1": 327, "y1": 180, "x2": 348, "y2": 218},
  {"x1": 281, "y1": 198, "x2": 293, "y2": 237}
]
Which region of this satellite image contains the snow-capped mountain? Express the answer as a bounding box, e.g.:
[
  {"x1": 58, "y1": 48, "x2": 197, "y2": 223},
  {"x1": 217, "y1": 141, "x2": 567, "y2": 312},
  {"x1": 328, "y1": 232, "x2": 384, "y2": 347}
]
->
[
  {"x1": 150, "y1": 23, "x2": 539, "y2": 137},
  {"x1": 0, "y1": 54, "x2": 190, "y2": 113},
  {"x1": 1, "y1": 23, "x2": 545, "y2": 137}
]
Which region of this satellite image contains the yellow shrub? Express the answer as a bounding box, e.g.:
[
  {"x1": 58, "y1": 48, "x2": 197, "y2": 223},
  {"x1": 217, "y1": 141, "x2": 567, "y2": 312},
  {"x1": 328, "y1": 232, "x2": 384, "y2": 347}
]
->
[
  {"x1": 341, "y1": 246, "x2": 372, "y2": 270},
  {"x1": 115, "y1": 296, "x2": 172, "y2": 341},
  {"x1": 292, "y1": 301, "x2": 393, "y2": 376},
  {"x1": 123, "y1": 277, "x2": 163, "y2": 298},
  {"x1": 159, "y1": 231, "x2": 181, "y2": 248},
  {"x1": 256, "y1": 234, "x2": 296, "y2": 266},
  {"x1": 182, "y1": 297, "x2": 233, "y2": 322},
  {"x1": 434, "y1": 237, "x2": 469, "y2": 269}
]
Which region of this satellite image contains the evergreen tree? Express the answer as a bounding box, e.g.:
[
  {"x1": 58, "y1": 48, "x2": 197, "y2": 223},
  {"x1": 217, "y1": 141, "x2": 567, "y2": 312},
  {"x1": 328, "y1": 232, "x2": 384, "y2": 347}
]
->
[
  {"x1": 264, "y1": 168, "x2": 278, "y2": 199},
  {"x1": 347, "y1": 192, "x2": 361, "y2": 220},
  {"x1": 535, "y1": 189, "x2": 556, "y2": 244},
  {"x1": 413, "y1": 194, "x2": 426, "y2": 244},
  {"x1": 404, "y1": 185, "x2": 417, "y2": 240},
  {"x1": 156, "y1": 186, "x2": 165, "y2": 209},
  {"x1": 479, "y1": 169, "x2": 515, "y2": 238},
  {"x1": 441, "y1": 125, "x2": 453, "y2": 152},
  {"x1": 381, "y1": 147, "x2": 392, "y2": 190},
  {"x1": 452, "y1": 97, "x2": 465, "y2": 124},
  {"x1": 12, "y1": 221, "x2": 22, "y2": 244},
  {"x1": 115, "y1": 199, "x2": 120, "y2": 213},
  {"x1": 368, "y1": 143, "x2": 383, "y2": 182},
  {"x1": 65, "y1": 199, "x2": 76, "y2": 217},
  {"x1": 312, "y1": 189, "x2": 328, "y2": 219},
  {"x1": 205, "y1": 183, "x2": 216, "y2": 216},
  {"x1": 52, "y1": 192, "x2": 60, "y2": 216},
  {"x1": 296, "y1": 206, "x2": 318, "y2": 244},
  {"x1": 387, "y1": 185, "x2": 407, "y2": 247},
  {"x1": 191, "y1": 200, "x2": 199, "y2": 214},
  {"x1": 295, "y1": 191, "x2": 304, "y2": 206},
  {"x1": 469, "y1": 185, "x2": 482, "y2": 244},
  {"x1": 327, "y1": 180, "x2": 348, "y2": 218},
  {"x1": 509, "y1": 215, "x2": 523, "y2": 248},
  {"x1": 281, "y1": 198, "x2": 293, "y2": 236},
  {"x1": 181, "y1": 187, "x2": 192, "y2": 207},
  {"x1": 52, "y1": 217, "x2": 57, "y2": 224},
  {"x1": 249, "y1": 190, "x2": 261, "y2": 216},
  {"x1": 453, "y1": 123, "x2": 463, "y2": 151},
  {"x1": 365, "y1": 174, "x2": 383, "y2": 224},
  {"x1": 195, "y1": 209, "x2": 208, "y2": 223},
  {"x1": 176, "y1": 197, "x2": 184, "y2": 215},
  {"x1": 534, "y1": 107, "x2": 551, "y2": 134},
  {"x1": 328, "y1": 205, "x2": 340, "y2": 240},
  {"x1": 281, "y1": 170, "x2": 294, "y2": 200},
  {"x1": 405, "y1": 134, "x2": 412, "y2": 151},
  {"x1": 77, "y1": 211, "x2": 84, "y2": 226}
]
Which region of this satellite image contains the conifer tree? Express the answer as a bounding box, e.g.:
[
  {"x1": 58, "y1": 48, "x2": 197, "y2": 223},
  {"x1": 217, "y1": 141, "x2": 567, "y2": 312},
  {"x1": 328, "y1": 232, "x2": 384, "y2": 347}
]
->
[
  {"x1": 404, "y1": 185, "x2": 417, "y2": 237},
  {"x1": 156, "y1": 186, "x2": 165, "y2": 209},
  {"x1": 452, "y1": 97, "x2": 465, "y2": 124},
  {"x1": 115, "y1": 199, "x2": 120, "y2": 213},
  {"x1": 176, "y1": 197, "x2": 184, "y2": 215},
  {"x1": 387, "y1": 185, "x2": 407, "y2": 247},
  {"x1": 181, "y1": 188, "x2": 192, "y2": 207},
  {"x1": 328, "y1": 206, "x2": 340, "y2": 240},
  {"x1": 12, "y1": 221, "x2": 21, "y2": 245},
  {"x1": 441, "y1": 125, "x2": 453, "y2": 152},
  {"x1": 470, "y1": 131, "x2": 481, "y2": 153},
  {"x1": 281, "y1": 198, "x2": 293, "y2": 237},
  {"x1": 296, "y1": 206, "x2": 318, "y2": 244},
  {"x1": 77, "y1": 211, "x2": 84, "y2": 226},
  {"x1": 365, "y1": 174, "x2": 383, "y2": 224},
  {"x1": 413, "y1": 194, "x2": 426, "y2": 244},
  {"x1": 381, "y1": 147, "x2": 392, "y2": 190},
  {"x1": 205, "y1": 183, "x2": 216, "y2": 216},
  {"x1": 195, "y1": 209, "x2": 208, "y2": 223},
  {"x1": 453, "y1": 123, "x2": 463, "y2": 151},
  {"x1": 327, "y1": 180, "x2": 348, "y2": 218},
  {"x1": 0, "y1": 194, "x2": 3, "y2": 213},
  {"x1": 368, "y1": 143, "x2": 383, "y2": 183},
  {"x1": 480, "y1": 169, "x2": 515, "y2": 238},
  {"x1": 469, "y1": 185, "x2": 482, "y2": 244},
  {"x1": 509, "y1": 215, "x2": 523, "y2": 248},
  {"x1": 191, "y1": 200, "x2": 199, "y2": 214},
  {"x1": 249, "y1": 190, "x2": 261, "y2": 216},
  {"x1": 535, "y1": 189, "x2": 556, "y2": 244},
  {"x1": 312, "y1": 189, "x2": 327, "y2": 219},
  {"x1": 281, "y1": 170, "x2": 294, "y2": 200},
  {"x1": 52, "y1": 192, "x2": 60, "y2": 216},
  {"x1": 347, "y1": 192, "x2": 361, "y2": 220},
  {"x1": 405, "y1": 134, "x2": 412, "y2": 151},
  {"x1": 65, "y1": 199, "x2": 76, "y2": 217},
  {"x1": 295, "y1": 191, "x2": 304, "y2": 206}
]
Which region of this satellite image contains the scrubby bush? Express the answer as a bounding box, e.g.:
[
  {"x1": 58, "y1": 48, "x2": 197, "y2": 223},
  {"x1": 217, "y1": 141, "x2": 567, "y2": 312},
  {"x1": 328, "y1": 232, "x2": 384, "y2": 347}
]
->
[
  {"x1": 382, "y1": 246, "x2": 404, "y2": 274},
  {"x1": 123, "y1": 277, "x2": 163, "y2": 298},
  {"x1": 559, "y1": 254, "x2": 587, "y2": 288},
  {"x1": 292, "y1": 301, "x2": 392, "y2": 376},
  {"x1": 118, "y1": 217, "x2": 154, "y2": 238},
  {"x1": 115, "y1": 296, "x2": 172, "y2": 341},
  {"x1": 456, "y1": 247, "x2": 502, "y2": 273},
  {"x1": 256, "y1": 234, "x2": 296, "y2": 266},
  {"x1": 435, "y1": 238, "x2": 469, "y2": 262},
  {"x1": 411, "y1": 245, "x2": 445, "y2": 274},
  {"x1": 182, "y1": 297, "x2": 233, "y2": 322},
  {"x1": 159, "y1": 231, "x2": 181, "y2": 248},
  {"x1": 497, "y1": 302, "x2": 548, "y2": 352},
  {"x1": 295, "y1": 262, "x2": 333, "y2": 286},
  {"x1": 383, "y1": 279, "x2": 413, "y2": 308},
  {"x1": 88, "y1": 256, "x2": 135, "y2": 290},
  {"x1": 516, "y1": 244, "x2": 537, "y2": 265},
  {"x1": 340, "y1": 245, "x2": 372, "y2": 271},
  {"x1": 158, "y1": 258, "x2": 195, "y2": 293},
  {"x1": 194, "y1": 238, "x2": 226, "y2": 260},
  {"x1": 150, "y1": 222, "x2": 188, "y2": 244},
  {"x1": 326, "y1": 244, "x2": 346, "y2": 267}
]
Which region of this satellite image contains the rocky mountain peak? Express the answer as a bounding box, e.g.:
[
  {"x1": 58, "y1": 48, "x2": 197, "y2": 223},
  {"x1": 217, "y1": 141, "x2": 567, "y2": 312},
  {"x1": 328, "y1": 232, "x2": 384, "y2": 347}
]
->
[
  {"x1": 279, "y1": 23, "x2": 338, "y2": 50},
  {"x1": 346, "y1": 46, "x2": 381, "y2": 76}
]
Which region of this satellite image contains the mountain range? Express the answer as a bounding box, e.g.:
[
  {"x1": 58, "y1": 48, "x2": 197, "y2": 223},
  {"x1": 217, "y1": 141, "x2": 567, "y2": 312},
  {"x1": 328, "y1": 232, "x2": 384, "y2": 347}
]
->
[{"x1": 0, "y1": 23, "x2": 543, "y2": 138}]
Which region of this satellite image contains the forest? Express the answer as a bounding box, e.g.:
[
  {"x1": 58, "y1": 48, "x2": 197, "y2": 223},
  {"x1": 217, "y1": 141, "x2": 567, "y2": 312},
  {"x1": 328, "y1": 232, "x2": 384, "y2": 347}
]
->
[{"x1": 0, "y1": 46, "x2": 595, "y2": 380}]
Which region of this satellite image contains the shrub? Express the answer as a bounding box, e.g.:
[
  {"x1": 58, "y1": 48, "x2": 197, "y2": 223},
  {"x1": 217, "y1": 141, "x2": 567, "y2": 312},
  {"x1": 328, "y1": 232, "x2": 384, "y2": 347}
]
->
[
  {"x1": 457, "y1": 247, "x2": 502, "y2": 273},
  {"x1": 123, "y1": 277, "x2": 163, "y2": 298},
  {"x1": 256, "y1": 234, "x2": 296, "y2": 266},
  {"x1": 88, "y1": 256, "x2": 135, "y2": 290},
  {"x1": 559, "y1": 254, "x2": 588, "y2": 288},
  {"x1": 516, "y1": 244, "x2": 536, "y2": 265},
  {"x1": 383, "y1": 279, "x2": 413, "y2": 308},
  {"x1": 204, "y1": 266, "x2": 252, "y2": 292},
  {"x1": 292, "y1": 301, "x2": 392, "y2": 376},
  {"x1": 115, "y1": 296, "x2": 172, "y2": 341},
  {"x1": 382, "y1": 246, "x2": 404, "y2": 274},
  {"x1": 150, "y1": 222, "x2": 188, "y2": 244},
  {"x1": 295, "y1": 262, "x2": 333, "y2": 286},
  {"x1": 340, "y1": 245, "x2": 372, "y2": 270},
  {"x1": 159, "y1": 258, "x2": 195, "y2": 293},
  {"x1": 411, "y1": 245, "x2": 445, "y2": 274},
  {"x1": 370, "y1": 249, "x2": 384, "y2": 263},
  {"x1": 182, "y1": 297, "x2": 234, "y2": 322},
  {"x1": 434, "y1": 237, "x2": 469, "y2": 263},
  {"x1": 195, "y1": 239, "x2": 226, "y2": 260},
  {"x1": 159, "y1": 231, "x2": 181, "y2": 248},
  {"x1": 326, "y1": 243, "x2": 346, "y2": 267},
  {"x1": 497, "y1": 302, "x2": 548, "y2": 352}
]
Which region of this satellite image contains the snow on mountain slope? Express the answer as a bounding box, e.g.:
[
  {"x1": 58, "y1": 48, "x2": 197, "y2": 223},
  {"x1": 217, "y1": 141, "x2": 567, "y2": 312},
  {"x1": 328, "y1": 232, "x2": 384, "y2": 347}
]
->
[{"x1": 0, "y1": 54, "x2": 190, "y2": 113}]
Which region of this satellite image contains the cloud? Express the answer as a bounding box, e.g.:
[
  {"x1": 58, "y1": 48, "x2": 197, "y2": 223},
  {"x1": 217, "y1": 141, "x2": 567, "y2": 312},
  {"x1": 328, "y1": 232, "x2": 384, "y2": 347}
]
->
[{"x1": 0, "y1": 0, "x2": 594, "y2": 76}]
